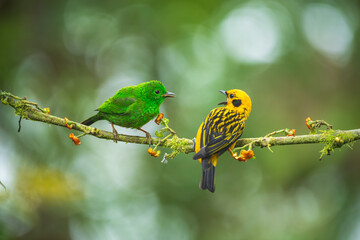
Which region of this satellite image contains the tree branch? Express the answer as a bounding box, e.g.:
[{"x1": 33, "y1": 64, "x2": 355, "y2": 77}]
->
[
  {"x1": 0, "y1": 90, "x2": 194, "y2": 154},
  {"x1": 1, "y1": 90, "x2": 359, "y2": 157}
]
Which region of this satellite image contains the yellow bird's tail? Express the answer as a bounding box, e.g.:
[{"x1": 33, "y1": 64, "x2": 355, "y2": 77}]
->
[{"x1": 200, "y1": 157, "x2": 215, "y2": 193}]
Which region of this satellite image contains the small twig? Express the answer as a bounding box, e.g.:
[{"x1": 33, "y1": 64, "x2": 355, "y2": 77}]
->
[
  {"x1": 234, "y1": 128, "x2": 295, "y2": 153},
  {"x1": 150, "y1": 118, "x2": 179, "y2": 160},
  {"x1": 18, "y1": 116, "x2": 22, "y2": 133},
  {"x1": 306, "y1": 117, "x2": 332, "y2": 134},
  {"x1": 0, "y1": 181, "x2": 6, "y2": 190}
]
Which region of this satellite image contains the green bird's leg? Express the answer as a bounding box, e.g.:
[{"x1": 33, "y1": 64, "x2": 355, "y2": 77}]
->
[
  {"x1": 110, "y1": 122, "x2": 119, "y2": 143},
  {"x1": 137, "y1": 128, "x2": 152, "y2": 146}
]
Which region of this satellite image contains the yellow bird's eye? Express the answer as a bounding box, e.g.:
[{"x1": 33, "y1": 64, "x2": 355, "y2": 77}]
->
[{"x1": 229, "y1": 94, "x2": 234, "y2": 98}]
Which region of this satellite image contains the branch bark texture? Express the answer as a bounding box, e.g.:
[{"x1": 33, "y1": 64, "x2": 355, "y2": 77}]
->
[{"x1": 1, "y1": 90, "x2": 359, "y2": 155}]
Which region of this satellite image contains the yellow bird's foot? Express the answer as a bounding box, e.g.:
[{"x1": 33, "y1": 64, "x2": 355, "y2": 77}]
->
[
  {"x1": 155, "y1": 113, "x2": 164, "y2": 125},
  {"x1": 110, "y1": 122, "x2": 119, "y2": 143}
]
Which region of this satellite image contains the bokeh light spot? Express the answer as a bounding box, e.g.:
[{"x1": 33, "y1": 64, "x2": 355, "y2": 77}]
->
[
  {"x1": 219, "y1": 5, "x2": 282, "y2": 64},
  {"x1": 302, "y1": 3, "x2": 354, "y2": 61}
]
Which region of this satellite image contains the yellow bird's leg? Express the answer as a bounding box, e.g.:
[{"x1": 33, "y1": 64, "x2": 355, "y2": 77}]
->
[
  {"x1": 110, "y1": 122, "x2": 119, "y2": 143},
  {"x1": 138, "y1": 127, "x2": 152, "y2": 146}
]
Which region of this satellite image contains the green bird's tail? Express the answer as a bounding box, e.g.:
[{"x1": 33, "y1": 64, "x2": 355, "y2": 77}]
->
[{"x1": 81, "y1": 113, "x2": 102, "y2": 126}]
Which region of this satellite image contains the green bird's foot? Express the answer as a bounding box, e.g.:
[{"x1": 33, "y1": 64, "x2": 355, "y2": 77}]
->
[
  {"x1": 110, "y1": 122, "x2": 119, "y2": 143},
  {"x1": 138, "y1": 127, "x2": 152, "y2": 146}
]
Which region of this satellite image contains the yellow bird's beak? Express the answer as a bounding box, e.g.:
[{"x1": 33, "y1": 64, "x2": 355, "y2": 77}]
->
[
  {"x1": 218, "y1": 90, "x2": 228, "y2": 105},
  {"x1": 219, "y1": 90, "x2": 227, "y2": 96}
]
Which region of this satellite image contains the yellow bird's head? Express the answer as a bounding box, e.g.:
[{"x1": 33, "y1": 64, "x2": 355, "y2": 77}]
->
[{"x1": 218, "y1": 89, "x2": 252, "y2": 119}]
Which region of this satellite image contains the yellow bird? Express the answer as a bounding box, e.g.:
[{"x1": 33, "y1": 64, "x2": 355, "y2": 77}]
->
[{"x1": 193, "y1": 89, "x2": 252, "y2": 193}]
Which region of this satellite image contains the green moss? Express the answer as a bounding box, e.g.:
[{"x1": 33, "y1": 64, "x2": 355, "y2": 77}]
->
[
  {"x1": 336, "y1": 131, "x2": 358, "y2": 144},
  {"x1": 0, "y1": 96, "x2": 9, "y2": 105},
  {"x1": 14, "y1": 103, "x2": 30, "y2": 120},
  {"x1": 162, "y1": 136, "x2": 193, "y2": 159},
  {"x1": 318, "y1": 129, "x2": 355, "y2": 160}
]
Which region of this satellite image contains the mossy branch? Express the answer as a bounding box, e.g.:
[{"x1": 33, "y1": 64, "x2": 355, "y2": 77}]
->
[
  {"x1": 1, "y1": 91, "x2": 359, "y2": 159},
  {"x1": 0, "y1": 90, "x2": 194, "y2": 154}
]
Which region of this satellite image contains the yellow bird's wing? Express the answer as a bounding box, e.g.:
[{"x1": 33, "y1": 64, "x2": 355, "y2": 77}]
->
[{"x1": 193, "y1": 107, "x2": 245, "y2": 161}]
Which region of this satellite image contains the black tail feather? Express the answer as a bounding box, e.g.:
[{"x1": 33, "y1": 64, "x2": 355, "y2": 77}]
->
[
  {"x1": 199, "y1": 158, "x2": 215, "y2": 193},
  {"x1": 81, "y1": 113, "x2": 101, "y2": 126}
]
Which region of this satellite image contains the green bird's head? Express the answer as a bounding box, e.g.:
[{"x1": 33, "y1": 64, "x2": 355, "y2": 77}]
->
[{"x1": 138, "y1": 80, "x2": 175, "y2": 105}]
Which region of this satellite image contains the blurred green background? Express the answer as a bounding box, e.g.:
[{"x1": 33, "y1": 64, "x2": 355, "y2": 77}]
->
[{"x1": 0, "y1": 0, "x2": 359, "y2": 239}]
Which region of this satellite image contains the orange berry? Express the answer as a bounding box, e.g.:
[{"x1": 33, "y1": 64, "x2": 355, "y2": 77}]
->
[
  {"x1": 43, "y1": 107, "x2": 50, "y2": 114},
  {"x1": 286, "y1": 129, "x2": 296, "y2": 137},
  {"x1": 155, "y1": 113, "x2": 164, "y2": 125},
  {"x1": 148, "y1": 147, "x2": 160, "y2": 157},
  {"x1": 69, "y1": 133, "x2": 81, "y2": 145},
  {"x1": 64, "y1": 117, "x2": 72, "y2": 129},
  {"x1": 305, "y1": 117, "x2": 312, "y2": 130},
  {"x1": 240, "y1": 149, "x2": 255, "y2": 161}
]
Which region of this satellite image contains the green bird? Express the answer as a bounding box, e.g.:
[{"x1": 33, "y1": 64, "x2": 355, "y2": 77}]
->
[{"x1": 81, "y1": 80, "x2": 175, "y2": 143}]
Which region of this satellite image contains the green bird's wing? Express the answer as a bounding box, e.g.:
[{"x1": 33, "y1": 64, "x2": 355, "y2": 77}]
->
[{"x1": 97, "y1": 97, "x2": 136, "y2": 115}]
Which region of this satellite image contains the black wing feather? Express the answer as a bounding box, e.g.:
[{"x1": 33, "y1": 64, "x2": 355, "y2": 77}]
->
[{"x1": 194, "y1": 108, "x2": 245, "y2": 159}]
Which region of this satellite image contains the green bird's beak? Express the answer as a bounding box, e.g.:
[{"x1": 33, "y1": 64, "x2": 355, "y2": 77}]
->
[
  {"x1": 218, "y1": 90, "x2": 227, "y2": 105},
  {"x1": 162, "y1": 91, "x2": 176, "y2": 98}
]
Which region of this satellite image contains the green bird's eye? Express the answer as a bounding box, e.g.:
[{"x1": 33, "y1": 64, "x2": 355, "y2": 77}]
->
[{"x1": 155, "y1": 90, "x2": 160, "y2": 94}]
